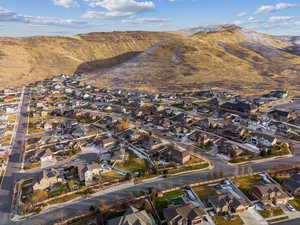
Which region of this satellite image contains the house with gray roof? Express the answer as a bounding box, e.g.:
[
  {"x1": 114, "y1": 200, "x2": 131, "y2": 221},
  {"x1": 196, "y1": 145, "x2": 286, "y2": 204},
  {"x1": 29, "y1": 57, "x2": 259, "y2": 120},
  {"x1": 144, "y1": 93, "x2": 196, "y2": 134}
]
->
[{"x1": 107, "y1": 207, "x2": 156, "y2": 225}]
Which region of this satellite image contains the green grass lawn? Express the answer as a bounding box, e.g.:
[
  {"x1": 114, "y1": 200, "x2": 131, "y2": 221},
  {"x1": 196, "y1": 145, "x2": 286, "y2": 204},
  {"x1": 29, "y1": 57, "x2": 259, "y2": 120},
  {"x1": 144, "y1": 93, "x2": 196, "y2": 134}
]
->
[
  {"x1": 48, "y1": 183, "x2": 69, "y2": 198},
  {"x1": 166, "y1": 163, "x2": 209, "y2": 175},
  {"x1": 193, "y1": 185, "x2": 217, "y2": 201},
  {"x1": 272, "y1": 207, "x2": 284, "y2": 217},
  {"x1": 289, "y1": 197, "x2": 300, "y2": 211},
  {"x1": 101, "y1": 171, "x2": 124, "y2": 183},
  {"x1": 233, "y1": 175, "x2": 263, "y2": 200},
  {"x1": 267, "y1": 216, "x2": 289, "y2": 224},
  {"x1": 47, "y1": 193, "x2": 80, "y2": 205},
  {"x1": 258, "y1": 210, "x2": 271, "y2": 218},
  {"x1": 212, "y1": 215, "x2": 244, "y2": 225},
  {"x1": 114, "y1": 150, "x2": 147, "y2": 173},
  {"x1": 258, "y1": 207, "x2": 284, "y2": 218},
  {"x1": 154, "y1": 189, "x2": 184, "y2": 219}
]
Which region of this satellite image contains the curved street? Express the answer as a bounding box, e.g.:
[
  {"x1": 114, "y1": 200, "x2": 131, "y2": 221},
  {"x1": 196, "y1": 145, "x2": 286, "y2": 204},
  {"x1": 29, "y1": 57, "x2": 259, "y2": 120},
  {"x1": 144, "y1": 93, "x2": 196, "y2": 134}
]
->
[{"x1": 1, "y1": 87, "x2": 300, "y2": 225}]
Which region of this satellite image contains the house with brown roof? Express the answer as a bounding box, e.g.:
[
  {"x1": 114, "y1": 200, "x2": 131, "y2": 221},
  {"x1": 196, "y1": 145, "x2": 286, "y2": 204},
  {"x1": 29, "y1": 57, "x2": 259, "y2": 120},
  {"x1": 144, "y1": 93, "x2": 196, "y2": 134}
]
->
[
  {"x1": 161, "y1": 146, "x2": 191, "y2": 164},
  {"x1": 101, "y1": 136, "x2": 117, "y2": 149},
  {"x1": 252, "y1": 183, "x2": 292, "y2": 206},
  {"x1": 163, "y1": 203, "x2": 207, "y2": 225}
]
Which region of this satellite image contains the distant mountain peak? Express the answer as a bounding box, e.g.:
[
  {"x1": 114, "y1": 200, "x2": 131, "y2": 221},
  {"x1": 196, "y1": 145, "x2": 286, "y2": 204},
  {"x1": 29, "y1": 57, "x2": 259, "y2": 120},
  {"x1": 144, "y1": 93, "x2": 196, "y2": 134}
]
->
[{"x1": 179, "y1": 24, "x2": 242, "y2": 35}]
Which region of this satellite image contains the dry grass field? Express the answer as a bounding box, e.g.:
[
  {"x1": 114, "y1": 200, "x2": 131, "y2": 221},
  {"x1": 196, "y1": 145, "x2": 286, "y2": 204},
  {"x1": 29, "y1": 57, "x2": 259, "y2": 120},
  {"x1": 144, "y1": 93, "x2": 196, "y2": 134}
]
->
[{"x1": 1, "y1": 26, "x2": 300, "y2": 95}]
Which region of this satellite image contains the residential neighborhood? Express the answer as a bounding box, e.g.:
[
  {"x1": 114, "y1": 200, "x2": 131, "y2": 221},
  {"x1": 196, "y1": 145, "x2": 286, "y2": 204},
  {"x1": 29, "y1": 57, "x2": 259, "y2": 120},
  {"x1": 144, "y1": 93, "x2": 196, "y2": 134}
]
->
[{"x1": 2, "y1": 73, "x2": 300, "y2": 225}]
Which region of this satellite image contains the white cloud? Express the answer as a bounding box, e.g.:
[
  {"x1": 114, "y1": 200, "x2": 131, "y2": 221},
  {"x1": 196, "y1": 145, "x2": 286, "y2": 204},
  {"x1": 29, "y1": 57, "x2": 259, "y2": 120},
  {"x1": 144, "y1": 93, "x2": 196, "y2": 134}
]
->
[
  {"x1": 0, "y1": 7, "x2": 87, "y2": 27},
  {"x1": 268, "y1": 16, "x2": 294, "y2": 22},
  {"x1": 237, "y1": 12, "x2": 247, "y2": 17},
  {"x1": 82, "y1": 0, "x2": 155, "y2": 18},
  {"x1": 255, "y1": 3, "x2": 297, "y2": 14},
  {"x1": 53, "y1": 0, "x2": 79, "y2": 8},
  {"x1": 247, "y1": 17, "x2": 259, "y2": 23},
  {"x1": 122, "y1": 17, "x2": 171, "y2": 24},
  {"x1": 233, "y1": 20, "x2": 244, "y2": 25}
]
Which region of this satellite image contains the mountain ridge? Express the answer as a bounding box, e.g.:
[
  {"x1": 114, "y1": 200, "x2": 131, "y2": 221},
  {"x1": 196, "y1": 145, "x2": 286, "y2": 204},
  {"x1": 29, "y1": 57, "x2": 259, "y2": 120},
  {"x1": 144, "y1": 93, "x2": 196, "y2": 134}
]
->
[{"x1": 1, "y1": 26, "x2": 300, "y2": 95}]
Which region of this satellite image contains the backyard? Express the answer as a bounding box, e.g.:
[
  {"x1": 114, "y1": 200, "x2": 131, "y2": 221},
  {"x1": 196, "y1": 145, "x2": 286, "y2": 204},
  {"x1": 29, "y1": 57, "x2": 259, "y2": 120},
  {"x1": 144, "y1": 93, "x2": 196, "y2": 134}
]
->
[{"x1": 233, "y1": 175, "x2": 263, "y2": 200}]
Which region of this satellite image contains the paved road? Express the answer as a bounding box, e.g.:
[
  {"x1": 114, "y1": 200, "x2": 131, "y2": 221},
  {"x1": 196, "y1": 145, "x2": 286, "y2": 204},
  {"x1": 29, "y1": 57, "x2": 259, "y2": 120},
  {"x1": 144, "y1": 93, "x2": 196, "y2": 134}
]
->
[
  {"x1": 0, "y1": 87, "x2": 29, "y2": 225},
  {"x1": 2, "y1": 91, "x2": 300, "y2": 225},
  {"x1": 274, "y1": 218, "x2": 300, "y2": 225},
  {"x1": 5, "y1": 141, "x2": 299, "y2": 225}
]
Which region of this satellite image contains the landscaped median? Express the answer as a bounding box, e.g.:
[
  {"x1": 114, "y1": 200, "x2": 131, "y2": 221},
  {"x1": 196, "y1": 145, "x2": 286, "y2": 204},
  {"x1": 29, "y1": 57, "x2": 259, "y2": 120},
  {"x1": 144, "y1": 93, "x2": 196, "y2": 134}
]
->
[
  {"x1": 267, "y1": 216, "x2": 289, "y2": 224},
  {"x1": 165, "y1": 162, "x2": 210, "y2": 175}
]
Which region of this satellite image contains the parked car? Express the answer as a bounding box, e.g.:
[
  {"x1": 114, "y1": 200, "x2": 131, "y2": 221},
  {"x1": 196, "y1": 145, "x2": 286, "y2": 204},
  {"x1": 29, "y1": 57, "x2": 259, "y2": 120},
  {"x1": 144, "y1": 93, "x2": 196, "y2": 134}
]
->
[{"x1": 286, "y1": 203, "x2": 296, "y2": 212}]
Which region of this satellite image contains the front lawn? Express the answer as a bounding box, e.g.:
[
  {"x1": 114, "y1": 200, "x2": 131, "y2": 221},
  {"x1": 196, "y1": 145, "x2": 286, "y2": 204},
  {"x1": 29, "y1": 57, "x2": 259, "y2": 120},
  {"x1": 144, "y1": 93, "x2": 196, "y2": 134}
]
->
[
  {"x1": 47, "y1": 193, "x2": 80, "y2": 205},
  {"x1": 258, "y1": 207, "x2": 284, "y2": 218},
  {"x1": 289, "y1": 197, "x2": 300, "y2": 211},
  {"x1": 212, "y1": 215, "x2": 244, "y2": 225},
  {"x1": 101, "y1": 171, "x2": 124, "y2": 183},
  {"x1": 233, "y1": 175, "x2": 263, "y2": 200},
  {"x1": 166, "y1": 163, "x2": 209, "y2": 175},
  {"x1": 114, "y1": 150, "x2": 147, "y2": 173},
  {"x1": 267, "y1": 216, "x2": 289, "y2": 224}
]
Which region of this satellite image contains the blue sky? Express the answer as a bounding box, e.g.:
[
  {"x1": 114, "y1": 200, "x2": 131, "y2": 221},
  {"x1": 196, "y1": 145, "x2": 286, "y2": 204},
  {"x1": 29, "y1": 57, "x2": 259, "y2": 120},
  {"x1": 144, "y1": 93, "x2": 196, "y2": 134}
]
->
[{"x1": 0, "y1": 0, "x2": 300, "y2": 36}]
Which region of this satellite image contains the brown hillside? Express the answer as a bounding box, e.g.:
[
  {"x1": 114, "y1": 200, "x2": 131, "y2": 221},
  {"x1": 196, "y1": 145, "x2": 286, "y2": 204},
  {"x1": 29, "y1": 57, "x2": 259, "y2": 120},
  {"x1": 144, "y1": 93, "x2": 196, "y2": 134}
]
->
[
  {"x1": 87, "y1": 26, "x2": 300, "y2": 95},
  {"x1": 0, "y1": 31, "x2": 175, "y2": 88}
]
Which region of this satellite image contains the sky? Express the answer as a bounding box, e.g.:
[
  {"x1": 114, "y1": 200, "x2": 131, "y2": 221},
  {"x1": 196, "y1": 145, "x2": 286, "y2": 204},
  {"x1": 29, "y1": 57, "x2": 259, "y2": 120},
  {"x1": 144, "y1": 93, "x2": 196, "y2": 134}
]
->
[{"x1": 0, "y1": 0, "x2": 300, "y2": 37}]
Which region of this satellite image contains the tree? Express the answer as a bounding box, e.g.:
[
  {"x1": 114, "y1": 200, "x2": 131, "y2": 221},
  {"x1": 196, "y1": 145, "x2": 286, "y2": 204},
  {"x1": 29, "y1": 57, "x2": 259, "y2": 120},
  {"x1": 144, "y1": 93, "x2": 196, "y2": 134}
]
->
[{"x1": 89, "y1": 205, "x2": 96, "y2": 211}]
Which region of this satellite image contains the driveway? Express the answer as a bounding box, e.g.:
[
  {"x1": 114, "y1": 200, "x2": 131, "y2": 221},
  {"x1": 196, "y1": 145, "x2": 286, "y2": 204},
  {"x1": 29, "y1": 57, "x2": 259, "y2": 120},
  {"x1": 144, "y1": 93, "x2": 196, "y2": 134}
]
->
[{"x1": 239, "y1": 208, "x2": 268, "y2": 225}]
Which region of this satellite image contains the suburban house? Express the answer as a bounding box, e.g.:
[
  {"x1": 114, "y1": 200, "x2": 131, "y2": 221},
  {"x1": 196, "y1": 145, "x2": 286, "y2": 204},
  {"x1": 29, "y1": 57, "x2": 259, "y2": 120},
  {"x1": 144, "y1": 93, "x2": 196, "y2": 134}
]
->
[
  {"x1": 220, "y1": 101, "x2": 254, "y2": 115},
  {"x1": 208, "y1": 192, "x2": 249, "y2": 215},
  {"x1": 163, "y1": 146, "x2": 191, "y2": 164},
  {"x1": 246, "y1": 133, "x2": 277, "y2": 148},
  {"x1": 163, "y1": 203, "x2": 207, "y2": 225},
  {"x1": 268, "y1": 109, "x2": 292, "y2": 121},
  {"x1": 252, "y1": 183, "x2": 291, "y2": 206},
  {"x1": 77, "y1": 163, "x2": 103, "y2": 186},
  {"x1": 284, "y1": 173, "x2": 300, "y2": 196},
  {"x1": 40, "y1": 150, "x2": 56, "y2": 164},
  {"x1": 107, "y1": 207, "x2": 156, "y2": 225},
  {"x1": 135, "y1": 135, "x2": 163, "y2": 151},
  {"x1": 33, "y1": 169, "x2": 63, "y2": 191},
  {"x1": 101, "y1": 136, "x2": 117, "y2": 149}
]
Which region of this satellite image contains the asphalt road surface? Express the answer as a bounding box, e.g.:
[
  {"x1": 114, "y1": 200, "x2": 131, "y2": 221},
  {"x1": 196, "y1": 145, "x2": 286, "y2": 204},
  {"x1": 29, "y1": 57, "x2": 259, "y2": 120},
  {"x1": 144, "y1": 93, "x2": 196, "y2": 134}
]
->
[
  {"x1": 0, "y1": 88, "x2": 29, "y2": 225},
  {"x1": 2, "y1": 89, "x2": 300, "y2": 225}
]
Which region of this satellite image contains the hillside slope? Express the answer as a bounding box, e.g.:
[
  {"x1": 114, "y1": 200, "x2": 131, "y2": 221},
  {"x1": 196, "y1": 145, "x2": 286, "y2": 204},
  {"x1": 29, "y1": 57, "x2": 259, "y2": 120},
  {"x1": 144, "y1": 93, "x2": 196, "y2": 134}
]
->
[
  {"x1": 88, "y1": 25, "x2": 300, "y2": 95},
  {"x1": 0, "y1": 31, "x2": 175, "y2": 88}
]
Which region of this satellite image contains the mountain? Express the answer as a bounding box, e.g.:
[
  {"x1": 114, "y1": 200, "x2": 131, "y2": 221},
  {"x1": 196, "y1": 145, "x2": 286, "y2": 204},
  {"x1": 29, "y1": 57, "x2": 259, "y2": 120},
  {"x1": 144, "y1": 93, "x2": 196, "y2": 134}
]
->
[
  {"x1": 1, "y1": 26, "x2": 300, "y2": 95},
  {"x1": 0, "y1": 31, "x2": 175, "y2": 88},
  {"x1": 86, "y1": 25, "x2": 300, "y2": 95}
]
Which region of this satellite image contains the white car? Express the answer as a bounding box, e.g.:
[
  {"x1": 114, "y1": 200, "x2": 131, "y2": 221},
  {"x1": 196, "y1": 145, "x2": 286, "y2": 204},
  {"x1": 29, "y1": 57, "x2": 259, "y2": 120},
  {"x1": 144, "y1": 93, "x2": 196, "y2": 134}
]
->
[{"x1": 286, "y1": 203, "x2": 296, "y2": 212}]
